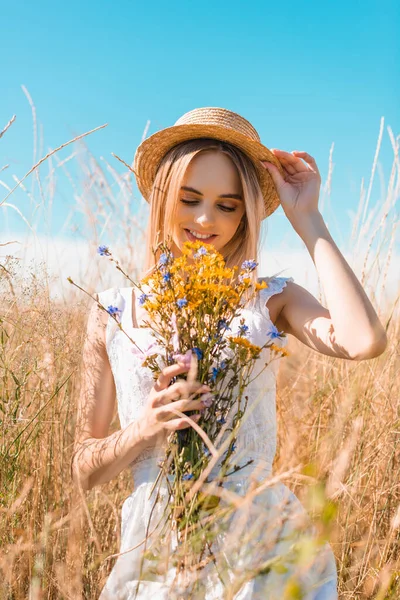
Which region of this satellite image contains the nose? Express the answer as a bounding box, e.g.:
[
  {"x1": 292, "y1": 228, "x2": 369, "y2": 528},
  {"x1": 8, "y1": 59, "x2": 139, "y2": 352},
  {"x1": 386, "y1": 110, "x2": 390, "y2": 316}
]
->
[{"x1": 194, "y1": 204, "x2": 216, "y2": 229}]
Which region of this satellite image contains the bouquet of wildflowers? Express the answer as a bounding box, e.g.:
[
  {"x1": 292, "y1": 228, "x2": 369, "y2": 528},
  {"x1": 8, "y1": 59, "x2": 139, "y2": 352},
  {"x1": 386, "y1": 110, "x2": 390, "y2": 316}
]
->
[
  {"x1": 74, "y1": 237, "x2": 289, "y2": 594},
  {"x1": 119, "y1": 238, "x2": 289, "y2": 589}
]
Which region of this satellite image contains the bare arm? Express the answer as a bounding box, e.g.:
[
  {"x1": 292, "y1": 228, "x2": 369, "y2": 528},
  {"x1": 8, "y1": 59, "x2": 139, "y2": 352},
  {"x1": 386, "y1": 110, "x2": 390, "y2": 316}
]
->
[
  {"x1": 71, "y1": 300, "x2": 149, "y2": 491},
  {"x1": 263, "y1": 150, "x2": 387, "y2": 361},
  {"x1": 277, "y1": 213, "x2": 387, "y2": 360},
  {"x1": 72, "y1": 298, "x2": 210, "y2": 491}
]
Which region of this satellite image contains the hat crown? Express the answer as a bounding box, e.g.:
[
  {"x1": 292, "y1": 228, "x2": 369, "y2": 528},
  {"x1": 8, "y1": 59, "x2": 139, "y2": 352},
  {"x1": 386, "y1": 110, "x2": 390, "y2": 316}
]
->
[{"x1": 174, "y1": 107, "x2": 261, "y2": 144}]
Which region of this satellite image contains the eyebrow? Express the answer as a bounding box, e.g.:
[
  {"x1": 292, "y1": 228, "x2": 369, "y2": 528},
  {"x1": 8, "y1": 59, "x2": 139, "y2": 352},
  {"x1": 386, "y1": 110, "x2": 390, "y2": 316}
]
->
[{"x1": 180, "y1": 186, "x2": 243, "y2": 201}]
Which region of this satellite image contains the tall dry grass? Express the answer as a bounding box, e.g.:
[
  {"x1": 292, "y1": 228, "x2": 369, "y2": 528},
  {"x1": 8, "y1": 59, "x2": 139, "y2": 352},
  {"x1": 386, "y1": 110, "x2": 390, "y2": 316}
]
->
[{"x1": 0, "y1": 102, "x2": 399, "y2": 598}]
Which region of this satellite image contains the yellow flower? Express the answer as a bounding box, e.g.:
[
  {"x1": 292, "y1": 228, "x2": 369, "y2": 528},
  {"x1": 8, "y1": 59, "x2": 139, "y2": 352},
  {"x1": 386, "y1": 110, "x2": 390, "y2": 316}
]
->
[
  {"x1": 255, "y1": 280, "x2": 268, "y2": 291},
  {"x1": 228, "y1": 336, "x2": 262, "y2": 358},
  {"x1": 270, "y1": 343, "x2": 289, "y2": 357}
]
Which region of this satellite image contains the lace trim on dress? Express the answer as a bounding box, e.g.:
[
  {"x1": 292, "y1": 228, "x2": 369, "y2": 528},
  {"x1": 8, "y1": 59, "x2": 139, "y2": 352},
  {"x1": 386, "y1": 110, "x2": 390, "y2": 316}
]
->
[{"x1": 257, "y1": 276, "x2": 294, "y2": 323}]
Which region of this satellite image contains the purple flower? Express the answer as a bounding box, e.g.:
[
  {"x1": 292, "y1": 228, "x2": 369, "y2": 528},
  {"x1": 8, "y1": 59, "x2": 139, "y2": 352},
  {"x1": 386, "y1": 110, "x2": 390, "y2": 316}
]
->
[
  {"x1": 267, "y1": 323, "x2": 284, "y2": 340},
  {"x1": 220, "y1": 360, "x2": 227, "y2": 370},
  {"x1": 217, "y1": 319, "x2": 230, "y2": 331},
  {"x1": 173, "y1": 349, "x2": 192, "y2": 368},
  {"x1": 231, "y1": 444, "x2": 237, "y2": 453},
  {"x1": 159, "y1": 253, "x2": 169, "y2": 266},
  {"x1": 131, "y1": 340, "x2": 163, "y2": 360},
  {"x1": 162, "y1": 272, "x2": 171, "y2": 283},
  {"x1": 217, "y1": 416, "x2": 226, "y2": 425},
  {"x1": 97, "y1": 245, "x2": 111, "y2": 256},
  {"x1": 183, "y1": 473, "x2": 194, "y2": 480},
  {"x1": 177, "y1": 298, "x2": 187, "y2": 309},
  {"x1": 194, "y1": 246, "x2": 208, "y2": 258},
  {"x1": 192, "y1": 347, "x2": 203, "y2": 360},
  {"x1": 139, "y1": 293, "x2": 149, "y2": 305},
  {"x1": 241, "y1": 260, "x2": 258, "y2": 271},
  {"x1": 107, "y1": 305, "x2": 122, "y2": 318},
  {"x1": 238, "y1": 324, "x2": 249, "y2": 336},
  {"x1": 211, "y1": 367, "x2": 220, "y2": 383}
]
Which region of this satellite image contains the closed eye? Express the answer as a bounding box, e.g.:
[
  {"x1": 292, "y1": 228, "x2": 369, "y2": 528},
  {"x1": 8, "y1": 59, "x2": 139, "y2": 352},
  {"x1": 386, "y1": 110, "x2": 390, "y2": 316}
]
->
[{"x1": 180, "y1": 199, "x2": 236, "y2": 213}]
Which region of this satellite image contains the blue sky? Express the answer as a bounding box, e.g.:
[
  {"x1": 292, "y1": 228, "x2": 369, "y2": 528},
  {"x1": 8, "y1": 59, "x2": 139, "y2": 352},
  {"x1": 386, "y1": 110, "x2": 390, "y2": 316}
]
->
[{"x1": 1, "y1": 0, "x2": 399, "y2": 253}]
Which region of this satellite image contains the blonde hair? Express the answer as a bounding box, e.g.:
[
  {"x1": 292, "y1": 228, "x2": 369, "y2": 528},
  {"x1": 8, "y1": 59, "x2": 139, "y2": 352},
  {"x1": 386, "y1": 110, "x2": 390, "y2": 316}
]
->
[{"x1": 141, "y1": 139, "x2": 266, "y2": 297}]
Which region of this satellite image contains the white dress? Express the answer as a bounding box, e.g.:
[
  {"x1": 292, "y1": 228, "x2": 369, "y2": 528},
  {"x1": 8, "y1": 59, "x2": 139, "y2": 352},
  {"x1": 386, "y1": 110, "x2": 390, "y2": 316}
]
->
[{"x1": 97, "y1": 277, "x2": 338, "y2": 600}]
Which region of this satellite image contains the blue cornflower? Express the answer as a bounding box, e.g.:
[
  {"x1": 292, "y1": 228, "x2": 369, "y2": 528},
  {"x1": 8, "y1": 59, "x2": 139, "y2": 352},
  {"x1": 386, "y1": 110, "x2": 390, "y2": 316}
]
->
[
  {"x1": 139, "y1": 293, "x2": 149, "y2": 305},
  {"x1": 217, "y1": 416, "x2": 226, "y2": 425},
  {"x1": 192, "y1": 347, "x2": 203, "y2": 360},
  {"x1": 183, "y1": 473, "x2": 194, "y2": 481},
  {"x1": 107, "y1": 305, "x2": 122, "y2": 317},
  {"x1": 159, "y1": 253, "x2": 169, "y2": 266},
  {"x1": 162, "y1": 272, "x2": 172, "y2": 283},
  {"x1": 231, "y1": 444, "x2": 237, "y2": 453},
  {"x1": 97, "y1": 245, "x2": 110, "y2": 256},
  {"x1": 238, "y1": 324, "x2": 249, "y2": 336},
  {"x1": 241, "y1": 259, "x2": 258, "y2": 271},
  {"x1": 220, "y1": 360, "x2": 227, "y2": 370},
  {"x1": 177, "y1": 298, "x2": 188, "y2": 308},
  {"x1": 217, "y1": 319, "x2": 231, "y2": 331},
  {"x1": 194, "y1": 246, "x2": 208, "y2": 258},
  {"x1": 267, "y1": 323, "x2": 284, "y2": 340},
  {"x1": 211, "y1": 367, "x2": 220, "y2": 383}
]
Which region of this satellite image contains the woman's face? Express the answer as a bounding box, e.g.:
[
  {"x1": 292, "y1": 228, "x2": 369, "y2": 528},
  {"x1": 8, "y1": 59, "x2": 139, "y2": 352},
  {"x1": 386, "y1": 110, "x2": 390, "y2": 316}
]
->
[{"x1": 170, "y1": 150, "x2": 246, "y2": 257}]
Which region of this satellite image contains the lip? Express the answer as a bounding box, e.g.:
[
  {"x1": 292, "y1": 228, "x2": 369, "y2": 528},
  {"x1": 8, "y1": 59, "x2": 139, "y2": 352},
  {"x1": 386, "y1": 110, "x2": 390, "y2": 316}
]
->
[{"x1": 184, "y1": 229, "x2": 218, "y2": 242}]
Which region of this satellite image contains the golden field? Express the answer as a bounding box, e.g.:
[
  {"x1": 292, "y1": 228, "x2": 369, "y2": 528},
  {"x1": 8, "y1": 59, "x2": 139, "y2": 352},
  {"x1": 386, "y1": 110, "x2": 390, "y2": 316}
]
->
[{"x1": 0, "y1": 112, "x2": 399, "y2": 598}]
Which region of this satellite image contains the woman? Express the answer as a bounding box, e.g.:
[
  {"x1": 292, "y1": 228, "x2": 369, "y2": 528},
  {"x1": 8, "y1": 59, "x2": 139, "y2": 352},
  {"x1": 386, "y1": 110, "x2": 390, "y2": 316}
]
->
[{"x1": 72, "y1": 107, "x2": 387, "y2": 599}]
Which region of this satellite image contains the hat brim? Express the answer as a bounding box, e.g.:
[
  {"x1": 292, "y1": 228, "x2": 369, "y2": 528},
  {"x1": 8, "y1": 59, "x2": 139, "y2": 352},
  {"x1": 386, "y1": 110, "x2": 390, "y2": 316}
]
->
[{"x1": 133, "y1": 123, "x2": 284, "y2": 219}]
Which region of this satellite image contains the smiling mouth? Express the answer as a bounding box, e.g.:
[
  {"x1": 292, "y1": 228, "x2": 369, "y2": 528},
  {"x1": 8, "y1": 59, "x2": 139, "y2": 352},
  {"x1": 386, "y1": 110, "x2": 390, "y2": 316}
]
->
[{"x1": 184, "y1": 229, "x2": 218, "y2": 241}]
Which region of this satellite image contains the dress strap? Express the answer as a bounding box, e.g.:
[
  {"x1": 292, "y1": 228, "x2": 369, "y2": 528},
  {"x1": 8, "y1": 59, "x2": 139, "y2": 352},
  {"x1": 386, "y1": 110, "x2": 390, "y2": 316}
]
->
[{"x1": 258, "y1": 276, "x2": 294, "y2": 322}]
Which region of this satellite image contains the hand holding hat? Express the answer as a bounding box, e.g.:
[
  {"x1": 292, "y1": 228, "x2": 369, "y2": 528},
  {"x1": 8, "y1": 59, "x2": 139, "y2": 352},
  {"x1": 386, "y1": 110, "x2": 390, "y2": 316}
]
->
[{"x1": 261, "y1": 149, "x2": 322, "y2": 223}]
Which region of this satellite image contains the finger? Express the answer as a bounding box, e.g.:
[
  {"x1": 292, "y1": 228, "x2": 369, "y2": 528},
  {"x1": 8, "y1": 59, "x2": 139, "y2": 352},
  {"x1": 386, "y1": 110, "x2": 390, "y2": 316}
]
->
[
  {"x1": 157, "y1": 391, "x2": 212, "y2": 420},
  {"x1": 169, "y1": 393, "x2": 212, "y2": 413},
  {"x1": 261, "y1": 161, "x2": 287, "y2": 189},
  {"x1": 153, "y1": 360, "x2": 192, "y2": 392},
  {"x1": 270, "y1": 156, "x2": 297, "y2": 175},
  {"x1": 186, "y1": 351, "x2": 198, "y2": 385},
  {"x1": 292, "y1": 151, "x2": 320, "y2": 175},
  {"x1": 154, "y1": 381, "x2": 210, "y2": 408},
  {"x1": 167, "y1": 382, "x2": 211, "y2": 404},
  {"x1": 157, "y1": 402, "x2": 199, "y2": 423},
  {"x1": 271, "y1": 149, "x2": 312, "y2": 171}
]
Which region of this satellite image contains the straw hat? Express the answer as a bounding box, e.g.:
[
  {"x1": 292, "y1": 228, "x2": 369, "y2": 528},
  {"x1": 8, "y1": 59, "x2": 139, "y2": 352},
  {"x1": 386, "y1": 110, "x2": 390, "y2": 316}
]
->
[{"x1": 133, "y1": 107, "x2": 284, "y2": 219}]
